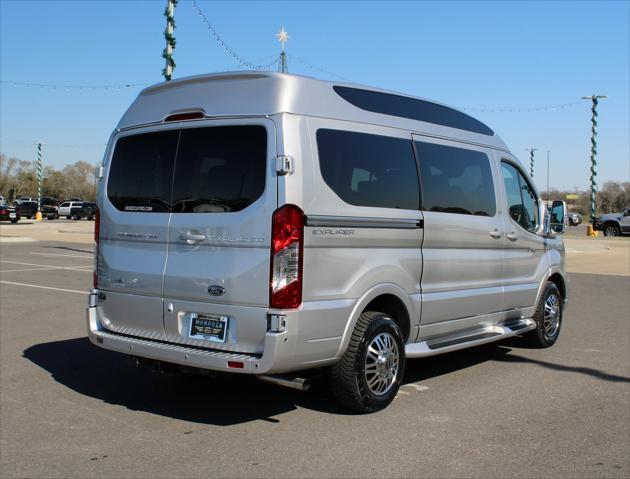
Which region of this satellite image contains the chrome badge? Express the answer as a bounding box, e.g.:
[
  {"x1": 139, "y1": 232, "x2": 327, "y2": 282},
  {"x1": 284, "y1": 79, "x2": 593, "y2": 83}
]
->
[{"x1": 208, "y1": 285, "x2": 226, "y2": 296}]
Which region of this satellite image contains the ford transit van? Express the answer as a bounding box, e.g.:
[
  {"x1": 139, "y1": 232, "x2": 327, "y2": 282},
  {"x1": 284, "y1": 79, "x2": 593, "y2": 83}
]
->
[{"x1": 87, "y1": 72, "x2": 568, "y2": 412}]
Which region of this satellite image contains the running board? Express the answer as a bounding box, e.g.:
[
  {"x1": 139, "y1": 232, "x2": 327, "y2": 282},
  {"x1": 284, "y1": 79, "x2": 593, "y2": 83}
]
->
[{"x1": 405, "y1": 318, "x2": 536, "y2": 358}]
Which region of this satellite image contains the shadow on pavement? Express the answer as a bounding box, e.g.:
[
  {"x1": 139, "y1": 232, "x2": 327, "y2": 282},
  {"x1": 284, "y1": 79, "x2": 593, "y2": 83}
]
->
[
  {"x1": 26, "y1": 336, "x2": 625, "y2": 425},
  {"x1": 23, "y1": 337, "x2": 514, "y2": 424},
  {"x1": 493, "y1": 345, "x2": 630, "y2": 383}
]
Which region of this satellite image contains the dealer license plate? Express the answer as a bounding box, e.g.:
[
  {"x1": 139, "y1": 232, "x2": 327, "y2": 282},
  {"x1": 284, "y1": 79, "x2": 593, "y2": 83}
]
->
[{"x1": 189, "y1": 314, "x2": 228, "y2": 343}]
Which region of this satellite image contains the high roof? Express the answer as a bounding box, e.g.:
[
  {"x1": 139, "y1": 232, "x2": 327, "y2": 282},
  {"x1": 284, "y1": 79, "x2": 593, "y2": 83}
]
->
[{"x1": 117, "y1": 71, "x2": 508, "y2": 151}]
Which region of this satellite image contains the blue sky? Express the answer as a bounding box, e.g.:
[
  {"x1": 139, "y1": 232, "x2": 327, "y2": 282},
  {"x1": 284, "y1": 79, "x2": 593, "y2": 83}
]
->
[{"x1": 1, "y1": 0, "x2": 628, "y2": 191}]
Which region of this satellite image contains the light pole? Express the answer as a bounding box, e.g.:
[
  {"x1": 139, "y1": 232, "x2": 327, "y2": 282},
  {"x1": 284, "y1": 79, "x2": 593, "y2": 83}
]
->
[
  {"x1": 582, "y1": 94, "x2": 607, "y2": 236},
  {"x1": 546, "y1": 150, "x2": 550, "y2": 204},
  {"x1": 35, "y1": 143, "x2": 43, "y2": 221},
  {"x1": 162, "y1": 0, "x2": 177, "y2": 81},
  {"x1": 526, "y1": 148, "x2": 537, "y2": 180}
]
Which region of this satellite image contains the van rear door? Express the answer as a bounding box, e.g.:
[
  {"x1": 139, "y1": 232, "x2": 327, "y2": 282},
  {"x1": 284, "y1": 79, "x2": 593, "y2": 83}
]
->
[
  {"x1": 162, "y1": 120, "x2": 276, "y2": 354},
  {"x1": 98, "y1": 128, "x2": 178, "y2": 339}
]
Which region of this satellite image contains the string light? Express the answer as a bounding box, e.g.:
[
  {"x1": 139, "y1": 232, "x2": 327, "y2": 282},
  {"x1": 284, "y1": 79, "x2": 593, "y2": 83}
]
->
[
  {"x1": 1, "y1": 137, "x2": 105, "y2": 149},
  {"x1": 192, "y1": 0, "x2": 279, "y2": 70},
  {"x1": 286, "y1": 54, "x2": 353, "y2": 82},
  {"x1": 0, "y1": 80, "x2": 149, "y2": 91},
  {"x1": 461, "y1": 100, "x2": 589, "y2": 113}
]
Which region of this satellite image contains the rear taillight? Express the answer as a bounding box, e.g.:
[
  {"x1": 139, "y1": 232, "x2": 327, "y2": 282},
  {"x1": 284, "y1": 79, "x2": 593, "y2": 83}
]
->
[
  {"x1": 270, "y1": 204, "x2": 304, "y2": 309},
  {"x1": 93, "y1": 208, "x2": 100, "y2": 288}
]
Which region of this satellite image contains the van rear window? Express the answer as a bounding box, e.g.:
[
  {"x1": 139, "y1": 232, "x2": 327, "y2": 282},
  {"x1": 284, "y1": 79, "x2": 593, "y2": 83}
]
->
[
  {"x1": 171, "y1": 126, "x2": 267, "y2": 213},
  {"x1": 108, "y1": 130, "x2": 178, "y2": 213},
  {"x1": 107, "y1": 126, "x2": 267, "y2": 213}
]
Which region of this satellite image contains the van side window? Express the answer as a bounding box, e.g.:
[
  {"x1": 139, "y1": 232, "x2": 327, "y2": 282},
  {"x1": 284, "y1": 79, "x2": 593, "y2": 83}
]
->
[
  {"x1": 171, "y1": 126, "x2": 267, "y2": 213},
  {"x1": 501, "y1": 162, "x2": 539, "y2": 233},
  {"x1": 415, "y1": 142, "x2": 496, "y2": 216},
  {"x1": 108, "y1": 130, "x2": 179, "y2": 212},
  {"x1": 317, "y1": 129, "x2": 420, "y2": 210}
]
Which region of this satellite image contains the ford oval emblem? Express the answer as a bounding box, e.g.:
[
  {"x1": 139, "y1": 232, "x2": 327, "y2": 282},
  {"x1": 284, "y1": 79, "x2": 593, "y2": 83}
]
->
[{"x1": 208, "y1": 285, "x2": 226, "y2": 296}]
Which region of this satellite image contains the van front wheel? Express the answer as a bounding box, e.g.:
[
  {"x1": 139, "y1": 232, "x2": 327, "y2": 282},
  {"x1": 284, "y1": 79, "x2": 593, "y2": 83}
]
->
[
  {"x1": 523, "y1": 282, "x2": 562, "y2": 348},
  {"x1": 331, "y1": 311, "x2": 405, "y2": 413}
]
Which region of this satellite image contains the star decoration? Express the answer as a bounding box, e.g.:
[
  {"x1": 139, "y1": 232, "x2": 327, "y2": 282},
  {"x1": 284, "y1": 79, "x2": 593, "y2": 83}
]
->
[{"x1": 276, "y1": 27, "x2": 289, "y2": 51}]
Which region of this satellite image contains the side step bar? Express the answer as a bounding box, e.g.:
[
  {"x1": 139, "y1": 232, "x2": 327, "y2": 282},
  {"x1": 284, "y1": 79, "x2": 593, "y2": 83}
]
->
[{"x1": 406, "y1": 318, "x2": 536, "y2": 358}]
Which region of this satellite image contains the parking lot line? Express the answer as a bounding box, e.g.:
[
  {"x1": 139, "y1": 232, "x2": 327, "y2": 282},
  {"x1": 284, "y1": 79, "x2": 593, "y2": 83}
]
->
[
  {"x1": 0, "y1": 260, "x2": 92, "y2": 269},
  {"x1": 31, "y1": 253, "x2": 93, "y2": 259},
  {"x1": 0, "y1": 280, "x2": 86, "y2": 295},
  {"x1": 0, "y1": 266, "x2": 92, "y2": 273}
]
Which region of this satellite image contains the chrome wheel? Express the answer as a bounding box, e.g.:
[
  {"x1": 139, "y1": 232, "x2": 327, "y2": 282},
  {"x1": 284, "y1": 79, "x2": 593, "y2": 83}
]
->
[
  {"x1": 364, "y1": 332, "x2": 400, "y2": 396},
  {"x1": 543, "y1": 293, "x2": 561, "y2": 338}
]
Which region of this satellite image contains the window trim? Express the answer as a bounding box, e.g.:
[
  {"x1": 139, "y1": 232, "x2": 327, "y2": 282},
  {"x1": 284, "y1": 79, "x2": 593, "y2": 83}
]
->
[{"x1": 500, "y1": 159, "x2": 540, "y2": 234}]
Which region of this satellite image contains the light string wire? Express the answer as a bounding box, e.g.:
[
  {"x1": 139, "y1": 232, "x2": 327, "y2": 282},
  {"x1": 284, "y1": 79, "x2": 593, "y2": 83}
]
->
[
  {"x1": 192, "y1": 0, "x2": 278, "y2": 70},
  {"x1": 0, "y1": 80, "x2": 149, "y2": 90},
  {"x1": 1, "y1": 137, "x2": 105, "y2": 149},
  {"x1": 461, "y1": 100, "x2": 589, "y2": 113}
]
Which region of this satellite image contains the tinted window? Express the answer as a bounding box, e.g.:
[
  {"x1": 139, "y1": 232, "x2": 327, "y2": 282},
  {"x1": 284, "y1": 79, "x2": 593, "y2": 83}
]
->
[
  {"x1": 317, "y1": 129, "x2": 419, "y2": 210},
  {"x1": 108, "y1": 130, "x2": 178, "y2": 212},
  {"x1": 171, "y1": 126, "x2": 267, "y2": 213},
  {"x1": 501, "y1": 162, "x2": 539, "y2": 233},
  {"x1": 416, "y1": 142, "x2": 496, "y2": 216},
  {"x1": 334, "y1": 86, "x2": 494, "y2": 136}
]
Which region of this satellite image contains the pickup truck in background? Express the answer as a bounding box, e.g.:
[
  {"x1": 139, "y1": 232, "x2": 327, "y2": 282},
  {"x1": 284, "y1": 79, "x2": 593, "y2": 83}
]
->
[{"x1": 595, "y1": 208, "x2": 630, "y2": 236}]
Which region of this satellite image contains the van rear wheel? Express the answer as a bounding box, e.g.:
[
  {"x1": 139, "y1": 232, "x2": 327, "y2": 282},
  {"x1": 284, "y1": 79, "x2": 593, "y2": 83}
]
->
[{"x1": 331, "y1": 311, "x2": 405, "y2": 413}]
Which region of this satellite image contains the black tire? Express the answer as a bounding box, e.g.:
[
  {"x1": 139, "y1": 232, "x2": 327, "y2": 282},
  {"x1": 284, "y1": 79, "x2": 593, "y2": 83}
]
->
[
  {"x1": 603, "y1": 223, "x2": 621, "y2": 237},
  {"x1": 522, "y1": 282, "x2": 562, "y2": 348},
  {"x1": 66, "y1": 215, "x2": 71, "y2": 219},
  {"x1": 87, "y1": 215, "x2": 93, "y2": 221},
  {"x1": 331, "y1": 311, "x2": 405, "y2": 413},
  {"x1": 10, "y1": 218, "x2": 18, "y2": 223}
]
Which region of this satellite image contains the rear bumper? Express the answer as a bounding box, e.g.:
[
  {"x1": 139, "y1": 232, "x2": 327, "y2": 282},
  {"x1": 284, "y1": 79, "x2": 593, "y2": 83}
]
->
[{"x1": 87, "y1": 290, "x2": 350, "y2": 375}]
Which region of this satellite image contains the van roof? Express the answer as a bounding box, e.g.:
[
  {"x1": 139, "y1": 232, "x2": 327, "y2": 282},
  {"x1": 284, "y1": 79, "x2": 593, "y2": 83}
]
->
[{"x1": 118, "y1": 71, "x2": 509, "y2": 151}]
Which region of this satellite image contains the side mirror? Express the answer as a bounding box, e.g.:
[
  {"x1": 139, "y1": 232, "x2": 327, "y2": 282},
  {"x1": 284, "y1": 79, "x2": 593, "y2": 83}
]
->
[{"x1": 548, "y1": 200, "x2": 567, "y2": 235}]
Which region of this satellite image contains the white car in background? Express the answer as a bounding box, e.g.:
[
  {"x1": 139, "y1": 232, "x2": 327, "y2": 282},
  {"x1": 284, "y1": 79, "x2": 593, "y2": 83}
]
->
[{"x1": 58, "y1": 201, "x2": 83, "y2": 219}]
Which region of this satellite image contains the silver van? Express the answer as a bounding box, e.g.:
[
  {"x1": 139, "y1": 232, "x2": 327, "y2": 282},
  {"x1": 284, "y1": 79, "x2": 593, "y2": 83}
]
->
[{"x1": 88, "y1": 72, "x2": 568, "y2": 412}]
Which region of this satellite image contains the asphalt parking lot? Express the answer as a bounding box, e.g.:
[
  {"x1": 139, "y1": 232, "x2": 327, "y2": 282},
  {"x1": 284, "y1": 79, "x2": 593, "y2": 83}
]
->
[{"x1": 1, "y1": 236, "x2": 629, "y2": 478}]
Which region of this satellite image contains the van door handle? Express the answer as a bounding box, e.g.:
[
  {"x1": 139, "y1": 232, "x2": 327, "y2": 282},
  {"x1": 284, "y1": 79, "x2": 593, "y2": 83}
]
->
[
  {"x1": 506, "y1": 232, "x2": 518, "y2": 241},
  {"x1": 489, "y1": 229, "x2": 503, "y2": 239},
  {"x1": 181, "y1": 232, "x2": 206, "y2": 244}
]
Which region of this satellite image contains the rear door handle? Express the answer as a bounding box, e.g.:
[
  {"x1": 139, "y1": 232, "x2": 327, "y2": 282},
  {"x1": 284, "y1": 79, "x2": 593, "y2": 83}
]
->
[
  {"x1": 489, "y1": 229, "x2": 503, "y2": 239},
  {"x1": 181, "y1": 232, "x2": 206, "y2": 244},
  {"x1": 506, "y1": 232, "x2": 518, "y2": 241}
]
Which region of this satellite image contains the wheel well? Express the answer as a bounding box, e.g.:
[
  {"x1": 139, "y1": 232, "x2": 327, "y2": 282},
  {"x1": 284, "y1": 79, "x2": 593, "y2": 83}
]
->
[
  {"x1": 603, "y1": 221, "x2": 619, "y2": 229},
  {"x1": 548, "y1": 273, "x2": 566, "y2": 300},
  {"x1": 364, "y1": 294, "x2": 411, "y2": 341}
]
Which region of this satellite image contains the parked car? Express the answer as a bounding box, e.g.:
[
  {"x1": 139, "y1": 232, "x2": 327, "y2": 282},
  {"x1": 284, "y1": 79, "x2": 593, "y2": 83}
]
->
[
  {"x1": 58, "y1": 201, "x2": 84, "y2": 219},
  {"x1": 595, "y1": 208, "x2": 630, "y2": 236},
  {"x1": 567, "y1": 212, "x2": 582, "y2": 226},
  {"x1": 88, "y1": 72, "x2": 569, "y2": 413},
  {"x1": 0, "y1": 203, "x2": 20, "y2": 223},
  {"x1": 70, "y1": 201, "x2": 97, "y2": 220},
  {"x1": 15, "y1": 196, "x2": 36, "y2": 204},
  {"x1": 16, "y1": 201, "x2": 38, "y2": 219}
]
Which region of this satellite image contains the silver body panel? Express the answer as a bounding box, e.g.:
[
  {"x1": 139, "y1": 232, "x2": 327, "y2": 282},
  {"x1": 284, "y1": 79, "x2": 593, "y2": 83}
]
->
[{"x1": 89, "y1": 72, "x2": 567, "y2": 375}]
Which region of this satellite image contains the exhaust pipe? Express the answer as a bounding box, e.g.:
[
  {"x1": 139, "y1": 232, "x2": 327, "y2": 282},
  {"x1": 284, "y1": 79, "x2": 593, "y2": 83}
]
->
[{"x1": 257, "y1": 374, "x2": 310, "y2": 391}]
